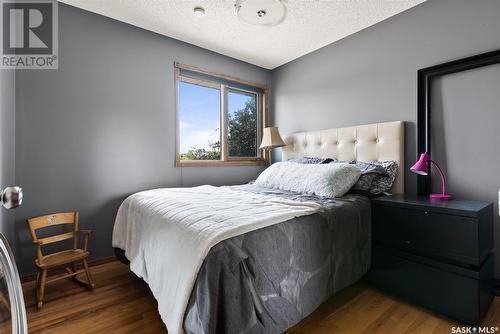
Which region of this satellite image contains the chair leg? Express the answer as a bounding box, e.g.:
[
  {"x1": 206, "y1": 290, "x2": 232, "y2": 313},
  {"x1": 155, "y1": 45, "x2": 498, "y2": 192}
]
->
[
  {"x1": 82, "y1": 259, "x2": 95, "y2": 289},
  {"x1": 37, "y1": 269, "x2": 47, "y2": 310},
  {"x1": 65, "y1": 262, "x2": 78, "y2": 282},
  {"x1": 34, "y1": 271, "x2": 40, "y2": 302},
  {"x1": 71, "y1": 262, "x2": 77, "y2": 275}
]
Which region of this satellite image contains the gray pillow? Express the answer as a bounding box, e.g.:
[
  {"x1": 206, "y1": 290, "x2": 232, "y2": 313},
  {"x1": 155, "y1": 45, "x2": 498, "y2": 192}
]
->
[
  {"x1": 351, "y1": 161, "x2": 388, "y2": 175},
  {"x1": 288, "y1": 157, "x2": 334, "y2": 164},
  {"x1": 351, "y1": 161, "x2": 398, "y2": 194},
  {"x1": 327, "y1": 160, "x2": 398, "y2": 194}
]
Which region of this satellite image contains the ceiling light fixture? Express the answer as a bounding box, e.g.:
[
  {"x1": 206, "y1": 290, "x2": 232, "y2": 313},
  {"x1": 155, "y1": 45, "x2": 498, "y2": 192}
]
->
[
  {"x1": 235, "y1": 0, "x2": 287, "y2": 26},
  {"x1": 193, "y1": 6, "x2": 205, "y2": 17}
]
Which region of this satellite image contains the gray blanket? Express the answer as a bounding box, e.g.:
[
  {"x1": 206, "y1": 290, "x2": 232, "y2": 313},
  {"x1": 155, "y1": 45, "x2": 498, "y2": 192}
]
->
[{"x1": 184, "y1": 184, "x2": 371, "y2": 334}]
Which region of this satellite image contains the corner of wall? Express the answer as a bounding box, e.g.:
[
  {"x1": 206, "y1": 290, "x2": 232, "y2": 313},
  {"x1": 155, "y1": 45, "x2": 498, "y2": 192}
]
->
[{"x1": 0, "y1": 69, "x2": 16, "y2": 245}]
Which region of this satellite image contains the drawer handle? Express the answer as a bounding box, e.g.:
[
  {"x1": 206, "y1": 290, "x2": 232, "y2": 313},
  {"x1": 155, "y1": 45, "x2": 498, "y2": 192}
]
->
[
  {"x1": 404, "y1": 240, "x2": 411, "y2": 245},
  {"x1": 424, "y1": 211, "x2": 429, "y2": 215}
]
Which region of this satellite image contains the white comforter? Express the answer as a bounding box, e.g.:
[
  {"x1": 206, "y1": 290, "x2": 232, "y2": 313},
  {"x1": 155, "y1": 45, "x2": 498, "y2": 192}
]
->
[{"x1": 112, "y1": 185, "x2": 320, "y2": 334}]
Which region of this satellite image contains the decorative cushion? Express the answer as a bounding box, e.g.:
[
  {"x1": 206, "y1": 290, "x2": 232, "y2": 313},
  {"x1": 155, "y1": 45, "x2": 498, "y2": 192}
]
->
[
  {"x1": 254, "y1": 161, "x2": 361, "y2": 198},
  {"x1": 351, "y1": 160, "x2": 399, "y2": 194},
  {"x1": 288, "y1": 157, "x2": 334, "y2": 164}
]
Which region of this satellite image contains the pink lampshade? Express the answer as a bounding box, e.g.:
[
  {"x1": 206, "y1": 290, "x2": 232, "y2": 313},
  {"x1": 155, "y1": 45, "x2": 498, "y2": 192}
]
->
[
  {"x1": 410, "y1": 152, "x2": 430, "y2": 176},
  {"x1": 410, "y1": 152, "x2": 452, "y2": 201}
]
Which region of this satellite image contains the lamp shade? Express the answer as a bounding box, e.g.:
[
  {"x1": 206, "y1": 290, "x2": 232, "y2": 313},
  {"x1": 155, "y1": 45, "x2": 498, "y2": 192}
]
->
[
  {"x1": 410, "y1": 152, "x2": 429, "y2": 176},
  {"x1": 260, "y1": 127, "x2": 286, "y2": 149},
  {"x1": 410, "y1": 152, "x2": 452, "y2": 201}
]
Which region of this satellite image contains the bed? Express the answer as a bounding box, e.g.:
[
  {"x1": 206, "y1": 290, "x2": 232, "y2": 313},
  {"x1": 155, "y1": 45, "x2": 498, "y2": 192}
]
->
[{"x1": 112, "y1": 120, "x2": 404, "y2": 334}]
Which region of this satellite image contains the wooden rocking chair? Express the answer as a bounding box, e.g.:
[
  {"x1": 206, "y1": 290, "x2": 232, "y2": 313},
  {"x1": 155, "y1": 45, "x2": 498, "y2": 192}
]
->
[{"x1": 26, "y1": 212, "x2": 95, "y2": 309}]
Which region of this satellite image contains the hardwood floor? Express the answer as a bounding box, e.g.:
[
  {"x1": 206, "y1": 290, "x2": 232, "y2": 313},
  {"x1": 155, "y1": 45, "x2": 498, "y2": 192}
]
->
[
  {"x1": 23, "y1": 261, "x2": 167, "y2": 334},
  {"x1": 20, "y1": 260, "x2": 500, "y2": 333}
]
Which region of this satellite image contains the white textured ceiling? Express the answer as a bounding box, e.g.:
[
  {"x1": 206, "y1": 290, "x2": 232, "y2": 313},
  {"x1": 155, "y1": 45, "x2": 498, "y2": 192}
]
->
[{"x1": 59, "y1": 0, "x2": 425, "y2": 69}]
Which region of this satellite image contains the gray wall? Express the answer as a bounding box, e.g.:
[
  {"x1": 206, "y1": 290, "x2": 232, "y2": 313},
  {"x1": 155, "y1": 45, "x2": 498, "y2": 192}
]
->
[
  {"x1": 14, "y1": 4, "x2": 270, "y2": 275},
  {"x1": 0, "y1": 69, "x2": 16, "y2": 243},
  {"x1": 431, "y1": 63, "x2": 500, "y2": 246},
  {"x1": 12, "y1": 0, "x2": 500, "y2": 278},
  {"x1": 271, "y1": 0, "x2": 500, "y2": 276}
]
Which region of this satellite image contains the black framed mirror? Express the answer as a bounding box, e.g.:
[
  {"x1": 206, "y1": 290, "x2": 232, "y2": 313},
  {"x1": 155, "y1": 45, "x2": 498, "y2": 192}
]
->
[{"x1": 417, "y1": 49, "x2": 500, "y2": 195}]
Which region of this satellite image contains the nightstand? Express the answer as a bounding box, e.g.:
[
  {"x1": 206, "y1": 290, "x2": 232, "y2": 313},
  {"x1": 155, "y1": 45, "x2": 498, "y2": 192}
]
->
[{"x1": 369, "y1": 195, "x2": 494, "y2": 325}]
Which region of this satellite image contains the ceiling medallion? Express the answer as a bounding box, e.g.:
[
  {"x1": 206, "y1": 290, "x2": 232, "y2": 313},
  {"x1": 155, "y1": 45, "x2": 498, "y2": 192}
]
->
[{"x1": 235, "y1": 0, "x2": 287, "y2": 26}]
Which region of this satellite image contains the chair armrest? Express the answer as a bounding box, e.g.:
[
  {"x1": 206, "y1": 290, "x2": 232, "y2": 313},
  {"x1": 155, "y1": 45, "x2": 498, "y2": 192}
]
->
[
  {"x1": 32, "y1": 240, "x2": 43, "y2": 263},
  {"x1": 77, "y1": 230, "x2": 92, "y2": 251}
]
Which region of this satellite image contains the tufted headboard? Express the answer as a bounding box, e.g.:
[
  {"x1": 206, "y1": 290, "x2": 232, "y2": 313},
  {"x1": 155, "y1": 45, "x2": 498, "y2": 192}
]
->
[{"x1": 281, "y1": 121, "x2": 405, "y2": 194}]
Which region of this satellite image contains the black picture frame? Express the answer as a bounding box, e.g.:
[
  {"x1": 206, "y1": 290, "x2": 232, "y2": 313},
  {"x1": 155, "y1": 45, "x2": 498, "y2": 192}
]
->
[{"x1": 417, "y1": 49, "x2": 500, "y2": 195}]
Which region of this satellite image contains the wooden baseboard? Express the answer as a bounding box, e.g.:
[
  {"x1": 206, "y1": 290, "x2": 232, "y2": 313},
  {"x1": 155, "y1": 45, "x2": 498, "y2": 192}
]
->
[{"x1": 20, "y1": 256, "x2": 118, "y2": 283}]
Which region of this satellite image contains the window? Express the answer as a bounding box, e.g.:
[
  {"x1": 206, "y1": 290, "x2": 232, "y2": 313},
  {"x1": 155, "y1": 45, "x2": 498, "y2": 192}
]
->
[
  {"x1": 178, "y1": 79, "x2": 221, "y2": 161},
  {"x1": 227, "y1": 89, "x2": 258, "y2": 158},
  {"x1": 175, "y1": 63, "x2": 268, "y2": 167}
]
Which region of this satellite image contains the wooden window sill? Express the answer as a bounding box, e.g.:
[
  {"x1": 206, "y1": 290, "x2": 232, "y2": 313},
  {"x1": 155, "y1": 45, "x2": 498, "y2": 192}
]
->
[{"x1": 176, "y1": 160, "x2": 268, "y2": 167}]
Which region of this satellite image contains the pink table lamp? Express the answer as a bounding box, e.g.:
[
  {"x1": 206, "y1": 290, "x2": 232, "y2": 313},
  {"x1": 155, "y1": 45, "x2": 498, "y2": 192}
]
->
[{"x1": 411, "y1": 152, "x2": 452, "y2": 201}]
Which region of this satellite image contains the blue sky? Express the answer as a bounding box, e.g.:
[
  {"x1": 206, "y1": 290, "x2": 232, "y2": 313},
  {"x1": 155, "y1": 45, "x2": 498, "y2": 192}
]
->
[
  {"x1": 228, "y1": 90, "x2": 254, "y2": 120},
  {"x1": 179, "y1": 82, "x2": 252, "y2": 153}
]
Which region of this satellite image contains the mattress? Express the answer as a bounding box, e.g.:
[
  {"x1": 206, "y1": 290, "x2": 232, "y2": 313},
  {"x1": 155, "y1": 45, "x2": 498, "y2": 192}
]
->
[{"x1": 185, "y1": 184, "x2": 372, "y2": 333}]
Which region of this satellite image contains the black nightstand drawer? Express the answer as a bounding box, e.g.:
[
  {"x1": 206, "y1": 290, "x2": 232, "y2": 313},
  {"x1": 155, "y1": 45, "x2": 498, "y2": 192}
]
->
[
  {"x1": 373, "y1": 205, "x2": 480, "y2": 265},
  {"x1": 370, "y1": 245, "x2": 494, "y2": 325},
  {"x1": 370, "y1": 195, "x2": 494, "y2": 325}
]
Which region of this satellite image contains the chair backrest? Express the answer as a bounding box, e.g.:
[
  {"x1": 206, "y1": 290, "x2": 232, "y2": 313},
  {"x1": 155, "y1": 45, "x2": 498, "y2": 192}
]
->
[{"x1": 26, "y1": 212, "x2": 80, "y2": 254}]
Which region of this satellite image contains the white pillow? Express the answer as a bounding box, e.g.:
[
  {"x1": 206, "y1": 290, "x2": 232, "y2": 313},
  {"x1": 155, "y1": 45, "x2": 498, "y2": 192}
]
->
[{"x1": 254, "y1": 161, "x2": 361, "y2": 198}]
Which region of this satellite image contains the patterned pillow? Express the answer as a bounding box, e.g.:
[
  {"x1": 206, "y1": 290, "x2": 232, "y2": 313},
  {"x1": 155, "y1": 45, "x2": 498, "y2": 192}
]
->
[
  {"x1": 351, "y1": 161, "x2": 398, "y2": 194},
  {"x1": 288, "y1": 157, "x2": 335, "y2": 164},
  {"x1": 352, "y1": 161, "x2": 388, "y2": 175},
  {"x1": 352, "y1": 173, "x2": 379, "y2": 192}
]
